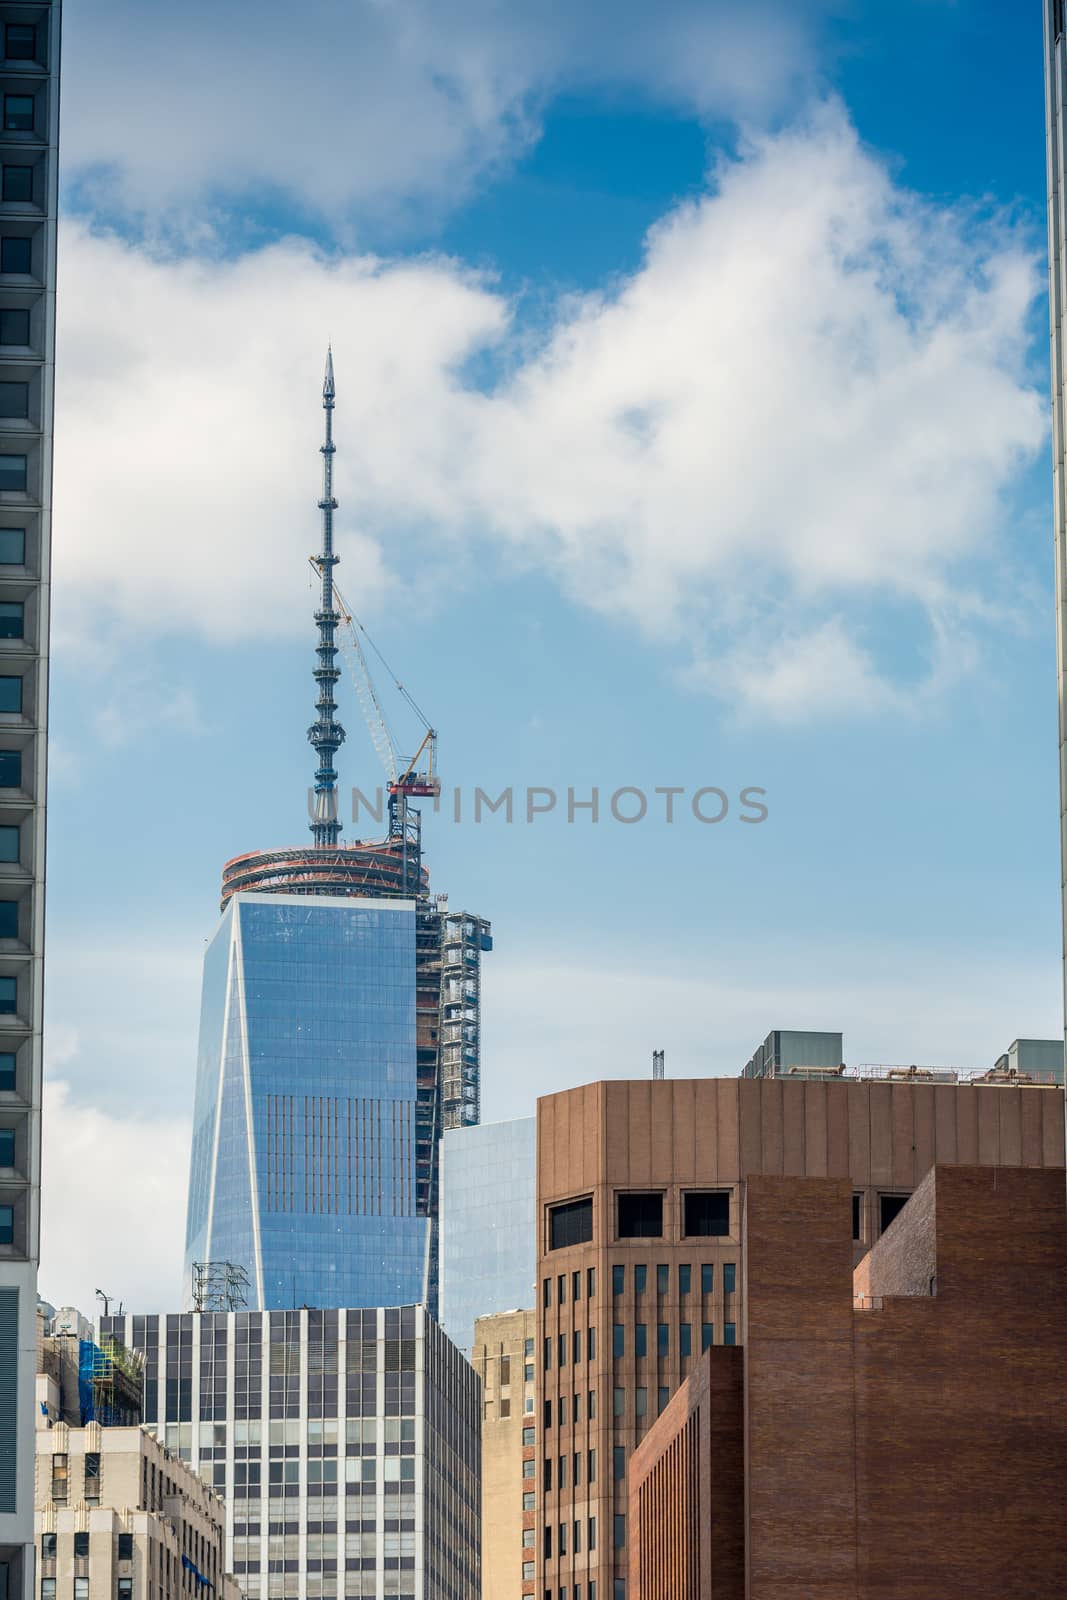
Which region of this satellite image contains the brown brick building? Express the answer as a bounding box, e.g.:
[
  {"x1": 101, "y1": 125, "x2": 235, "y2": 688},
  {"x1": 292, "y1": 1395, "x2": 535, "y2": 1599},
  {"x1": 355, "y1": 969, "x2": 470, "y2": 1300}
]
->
[
  {"x1": 535, "y1": 1076, "x2": 1065, "y2": 1600},
  {"x1": 627, "y1": 1163, "x2": 1067, "y2": 1599}
]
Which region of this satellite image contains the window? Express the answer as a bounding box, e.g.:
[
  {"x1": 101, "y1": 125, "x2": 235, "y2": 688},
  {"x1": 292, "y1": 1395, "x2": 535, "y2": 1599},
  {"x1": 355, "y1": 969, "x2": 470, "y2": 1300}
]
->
[
  {"x1": 0, "y1": 1130, "x2": 13, "y2": 1166},
  {"x1": 880, "y1": 1193, "x2": 910, "y2": 1233},
  {"x1": 658, "y1": 1385, "x2": 669, "y2": 1414},
  {"x1": 558, "y1": 1332, "x2": 567, "y2": 1366},
  {"x1": 657, "y1": 1323, "x2": 669, "y2": 1356},
  {"x1": 550, "y1": 1197, "x2": 593, "y2": 1250},
  {"x1": 572, "y1": 1269, "x2": 581, "y2": 1300},
  {"x1": 1058, "y1": 0, "x2": 1065, "y2": 39},
  {"x1": 587, "y1": 1267, "x2": 595, "y2": 1297},
  {"x1": 559, "y1": 1395, "x2": 567, "y2": 1425},
  {"x1": 679, "y1": 1323, "x2": 691, "y2": 1357},
  {"x1": 558, "y1": 1274, "x2": 566, "y2": 1304},
  {"x1": 634, "y1": 1264, "x2": 646, "y2": 1295},
  {"x1": 588, "y1": 1518, "x2": 596, "y2": 1551},
  {"x1": 544, "y1": 1526, "x2": 552, "y2": 1559},
  {"x1": 543, "y1": 1336, "x2": 551, "y2": 1372},
  {"x1": 574, "y1": 1392, "x2": 581, "y2": 1422},
  {"x1": 41, "y1": 1584, "x2": 54, "y2": 1600},
  {"x1": 634, "y1": 1323, "x2": 646, "y2": 1358},
  {"x1": 723, "y1": 1263, "x2": 736, "y2": 1295},
  {"x1": 522, "y1": 1426, "x2": 535, "y2": 1446},
  {"x1": 0, "y1": 311, "x2": 28, "y2": 347},
  {"x1": 0, "y1": 1052, "x2": 13, "y2": 1090},
  {"x1": 724, "y1": 1322, "x2": 736, "y2": 1345},
  {"x1": 51, "y1": 1453, "x2": 68, "y2": 1499},
  {"x1": 525, "y1": 1362, "x2": 534, "y2": 1381},
  {"x1": 617, "y1": 1192, "x2": 662, "y2": 1238},
  {"x1": 701, "y1": 1323, "x2": 713, "y2": 1351},
  {"x1": 0, "y1": 902, "x2": 18, "y2": 939},
  {"x1": 0, "y1": 826, "x2": 16, "y2": 861},
  {"x1": 73, "y1": 1533, "x2": 89, "y2": 1558},
  {"x1": 558, "y1": 1455, "x2": 567, "y2": 1489},
  {"x1": 678, "y1": 1264, "x2": 691, "y2": 1295},
  {"x1": 543, "y1": 1278, "x2": 551, "y2": 1307},
  {"x1": 0, "y1": 383, "x2": 27, "y2": 419},
  {"x1": 41, "y1": 1535, "x2": 56, "y2": 1559},
  {"x1": 522, "y1": 1458, "x2": 534, "y2": 1479},
  {"x1": 573, "y1": 1449, "x2": 581, "y2": 1484},
  {"x1": 612, "y1": 1325, "x2": 624, "y2": 1358},
  {"x1": 613, "y1": 1515, "x2": 626, "y2": 1550},
  {"x1": 523, "y1": 1491, "x2": 535, "y2": 1510},
  {"x1": 587, "y1": 1326, "x2": 596, "y2": 1360},
  {"x1": 588, "y1": 1447, "x2": 596, "y2": 1482},
  {"x1": 588, "y1": 1388, "x2": 596, "y2": 1418},
  {"x1": 0, "y1": 678, "x2": 22, "y2": 712},
  {"x1": 3, "y1": 97, "x2": 33, "y2": 133},
  {"x1": 612, "y1": 1265, "x2": 624, "y2": 1296},
  {"x1": 0, "y1": 454, "x2": 27, "y2": 490},
  {"x1": 525, "y1": 1337, "x2": 534, "y2": 1356},
  {"x1": 613, "y1": 1386, "x2": 624, "y2": 1418},
  {"x1": 544, "y1": 1399, "x2": 552, "y2": 1428},
  {"x1": 635, "y1": 1386, "x2": 646, "y2": 1417},
  {"x1": 613, "y1": 1445, "x2": 625, "y2": 1481},
  {"x1": 573, "y1": 1329, "x2": 581, "y2": 1363},
  {"x1": 1, "y1": 166, "x2": 31, "y2": 203},
  {"x1": 0, "y1": 529, "x2": 23, "y2": 564},
  {"x1": 0, "y1": 1202, "x2": 15, "y2": 1243},
  {"x1": 0, "y1": 975, "x2": 16, "y2": 1012},
  {"x1": 614, "y1": 1583, "x2": 626, "y2": 1600},
  {"x1": 684, "y1": 1191, "x2": 730, "y2": 1237},
  {"x1": 656, "y1": 1264, "x2": 669, "y2": 1295},
  {"x1": 543, "y1": 1458, "x2": 552, "y2": 1491},
  {"x1": 118, "y1": 1534, "x2": 133, "y2": 1562},
  {"x1": 558, "y1": 1522, "x2": 567, "y2": 1555},
  {"x1": 4, "y1": 25, "x2": 37, "y2": 62},
  {"x1": 500, "y1": 1396, "x2": 511, "y2": 1418},
  {"x1": 701, "y1": 1263, "x2": 713, "y2": 1294},
  {"x1": 852, "y1": 1193, "x2": 862, "y2": 1241},
  {"x1": 0, "y1": 604, "x2": 23, "y2": 639},
  {"x1": 0, "y1": 239, "x2": 30, "y2": 275}
]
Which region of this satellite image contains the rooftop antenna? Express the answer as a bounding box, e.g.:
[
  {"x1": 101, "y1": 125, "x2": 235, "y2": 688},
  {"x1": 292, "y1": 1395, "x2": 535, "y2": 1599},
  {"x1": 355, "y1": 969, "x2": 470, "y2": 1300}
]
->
[
  {"x1": 652, "y1": 1049, "x2": 665, "y2": 1081},
  {"x1": 308, "y1": 346, "x2": 345, "y2": 847}
]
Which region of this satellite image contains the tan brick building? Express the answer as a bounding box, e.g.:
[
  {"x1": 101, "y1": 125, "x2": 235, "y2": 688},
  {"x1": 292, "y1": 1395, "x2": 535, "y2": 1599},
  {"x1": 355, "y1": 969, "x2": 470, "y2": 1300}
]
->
[
  {"x1": 34, "y1": 1421, "x2": 240, "y2": 1600},
  {"x1": 471, "y1": 1310, "x2": 537, "y2": 1600},
  {"x1": 535, "y1": 1074, "x2": 1065, "y2": 1600},
  {"x1": 627, "y1": 1163, "x2": 1067, "y2": 1599}
]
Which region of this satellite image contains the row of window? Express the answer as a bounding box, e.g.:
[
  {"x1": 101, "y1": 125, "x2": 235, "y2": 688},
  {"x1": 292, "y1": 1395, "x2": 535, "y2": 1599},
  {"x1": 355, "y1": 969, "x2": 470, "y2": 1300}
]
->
[
  {"x1": 611, "y1": 1261, "x2": 734, "y2": 1297},
  {"x1": 542, "y1": 1390, "x2": 597, "y2": 1430},
  {"x1": 543, "y1": 1330, "x2": 595, "y2": 1370},
  {"x1": 610, "y1": 1320, "x2": 734, "y2": 1359},
  {"x1": 548, "y1": 1191, "x2": 731, "y2": 1251},
  {"x1": 41, "y1": 1526, "x2": 130, "y2": 1561},
  {"x1": 538, "y1": 1588, "x2": 599, "y2": 1600},
  {"x1": 543, "y1": 1450, "x2": 595, "y2": 1491},
  {"x1": 543, "y1": 1269, "x2": 596, "y2": 1306},
  {"x1": 544, "y1": 1519, "x2": 596, "y2": 1558},
  {"x1": 42, "y1": 1583, "x2": 131, "y2": 1600}
]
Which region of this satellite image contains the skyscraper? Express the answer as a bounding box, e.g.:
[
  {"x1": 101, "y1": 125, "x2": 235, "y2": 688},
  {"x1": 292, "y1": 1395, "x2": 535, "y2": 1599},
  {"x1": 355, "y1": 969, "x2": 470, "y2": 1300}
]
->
[
  {"x1": 182, "y1": 357, "x2": 489, "y2": 1312},
  {"x1": 0, "y1": 9, "x2": 60, "y2": 1600}
]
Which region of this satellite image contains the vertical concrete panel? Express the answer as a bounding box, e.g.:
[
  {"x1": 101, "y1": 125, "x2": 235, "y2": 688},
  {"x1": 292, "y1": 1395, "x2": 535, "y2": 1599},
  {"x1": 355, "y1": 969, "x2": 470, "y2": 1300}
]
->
[
  {"x1": 804, "y1": 1082, "x2": 829, "y2": 1178},
  {"x1": 1042, "y1": 1091, "x2": 1065, "y2": 1165},
  {"x1": 825, "y1": 1082, "x2": 850, "y2": 1177},
  {"x1": 605, "y1": 1081, "x2": 632, "y2": 1189},
  {"x1": 761, "y1": 1081, "x2": 784, "y2": 1176},
  {"x1": 847, "y1": 1082, "x2": 871, "y2": 1184},
  {"x1": 976, "y1": 1089, "x2": 1000, "y2": 1166},
  {"x1": 738, "y1": 1079, "x2": 763, "y2": 1177},
  {"x1": 911, "y1": 1085, "x2": 935, "y2": 1184},
  {"x1": 1020, "y1": 1087, "x2": 1043, "y2": 1166},
  {"x1": 869, "y1": 1086, "x2": 893, "y2": 1186},
  {"x1": 955, "y1": 1088, "x2": 979, "y2": 1164},
  {"x1": 781, "y1": 1081, "x2": 806, "y2": 1177},
  {"x1": 891, "y1": 1086, "x2": 914, "y2": 1187},
  {"x1": 933, "y1": 1085, "x2": 958, "y2": 1166},
  {"x1": 716, "y1": 1079, "x2": 740, "y2": 1183},
  {"x1": 673, "y1": 1079, "x2": 697, "y2": 1184},
  {"x1": 998, "y1": 1090, "x2": 1023, "y2": 1167}
]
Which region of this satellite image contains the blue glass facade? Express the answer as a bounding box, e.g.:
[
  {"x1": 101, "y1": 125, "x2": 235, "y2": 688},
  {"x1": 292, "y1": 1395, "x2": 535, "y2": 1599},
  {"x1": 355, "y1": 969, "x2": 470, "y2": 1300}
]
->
[
  {"x1": 184, "y1": 894, "x2": 429, "y2": 1310},
  {"x1": 438, "y1": 1117, "x2": 536, "y2": 1357}
]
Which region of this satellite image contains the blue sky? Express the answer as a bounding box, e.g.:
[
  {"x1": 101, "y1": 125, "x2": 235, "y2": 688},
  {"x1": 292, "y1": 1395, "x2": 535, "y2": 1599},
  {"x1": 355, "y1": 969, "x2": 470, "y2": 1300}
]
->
[{"x1": 40, "y1": 0, "x2": 1061, "y2": 1309}]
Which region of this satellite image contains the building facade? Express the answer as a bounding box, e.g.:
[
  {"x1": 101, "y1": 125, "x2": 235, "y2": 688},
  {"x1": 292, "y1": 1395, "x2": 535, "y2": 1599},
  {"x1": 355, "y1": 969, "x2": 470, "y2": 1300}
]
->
[
  {"x1": 0, "y1": 8, "x2": 60, "y2": 1599},
  {"x1": 34, "y1": 1420, "x2": 239, "y2": 1600},
  {"x1": 100, "y1": 1305, "x2": 480, "y2": 1600},
  {"x1": 628, "y1": 1165, "x2": 1067, "y2": 1600},
  {"x1": 535, "y1": 1073, "x2": 1065, "y2": 1600},
  {"x1": 439, "y1": 1118, "x2": 535, "y2": 1359},
  {"x1": 470, "y1": 1311, "x2": 536, "y2": 1600}
]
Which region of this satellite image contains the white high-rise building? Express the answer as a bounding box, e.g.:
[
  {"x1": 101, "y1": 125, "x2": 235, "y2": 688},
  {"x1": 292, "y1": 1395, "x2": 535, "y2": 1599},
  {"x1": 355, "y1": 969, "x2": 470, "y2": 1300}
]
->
[{"x1": 0, "y1": 6, "x2": 60, "y2": 1600}]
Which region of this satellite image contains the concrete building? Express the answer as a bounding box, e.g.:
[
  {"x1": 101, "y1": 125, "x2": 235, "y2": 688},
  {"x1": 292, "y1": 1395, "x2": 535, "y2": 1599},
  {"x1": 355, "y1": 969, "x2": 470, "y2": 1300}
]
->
[
  {"x1": 534, "y1": 1072, "x2": 1065, "y2": 1600},
  {"x1": 0, "y1": 9, "x2": 61, "y2": 1598},
  {"x1": 101, "y1": 1305, "x2": 480, "y2": 1600},
  {"x1": 439, "y1": 1118, "x2": 535, "y2": 1358},
  {"x1": 470, "y1": 1310, "x2": 536, "y2": 1600},
  {"x1": 34, "y1": 1419, "x2": 240, "y2": 1600},
  {"x1": 36, "y1": 1314, "x2": 142, "y2": 1430},
  {"x1": 627, "y1": 1164, "x2": 1067, "y2": 1599}
]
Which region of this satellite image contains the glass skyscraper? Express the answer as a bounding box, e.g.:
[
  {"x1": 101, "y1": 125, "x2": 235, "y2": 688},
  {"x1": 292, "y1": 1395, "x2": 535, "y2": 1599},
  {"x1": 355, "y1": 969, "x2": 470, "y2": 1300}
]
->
[{"x1": 184, "y1": 894, "x2": 430, "y2": 1311}]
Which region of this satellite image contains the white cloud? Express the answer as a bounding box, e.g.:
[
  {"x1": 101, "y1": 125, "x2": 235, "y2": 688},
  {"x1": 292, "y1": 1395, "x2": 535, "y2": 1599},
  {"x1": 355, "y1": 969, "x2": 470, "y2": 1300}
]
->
[
  {"x1": 62, "y1": 0, "x2": 830, "y2": 233},
  {"x1": 54, "y1": 106, "x2": 1044, "y2": 718}
]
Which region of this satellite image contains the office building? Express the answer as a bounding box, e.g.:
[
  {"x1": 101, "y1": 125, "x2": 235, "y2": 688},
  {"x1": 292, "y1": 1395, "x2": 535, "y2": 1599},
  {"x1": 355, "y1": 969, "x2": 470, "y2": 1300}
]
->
[
  {"x1": 535, "y1": 1068, "x2": 1065, "y2": 1599},
  {"x1": 101, "y1": 1304, "x2": 480, "y2": 1600},
  {"x1": 439, "y1": 1118, "x2": 535, "y2": 1358},
  {"x1": 182, "y1": 358, "x2": 490, "y2": 1315},
  {"x1": 0, "y1": 9, "x2": 60, "y2": 1599},
  {"x1": 628, "y1": 1164, "x2": 1067, "y2": 1599},
  {"x1": 34, "y1": 1418, "x2": 240, "y2": 1600},
  {"x1": 471, "y1": 1310, "x2": 536, "y2": 1600}
]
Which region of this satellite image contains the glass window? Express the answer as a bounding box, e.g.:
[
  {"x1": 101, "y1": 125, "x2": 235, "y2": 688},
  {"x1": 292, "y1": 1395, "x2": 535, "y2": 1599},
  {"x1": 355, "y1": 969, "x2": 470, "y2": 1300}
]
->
[
  {"x1": 558, "y1": 1274, "x2": 566, "y2": 1304},
  {"x1": 853, "y1": 1193, "x2": 862, "y2": 1240},
  {"x1": 4, "y1": 25, "x2": 37, "y2": 62},
  {"x1": 587, "y1": 1267, "x2": 595, "y2": 1297},
  {"x1": 544, "y1": 1399, "x2": 551, "y2": 1429},
  {"x1": 574, "y1": 1391, "x2": 581, "y2": 1422},
  {"x1": 558, "y1": 1522, "x2": 566, "y2": 1554},
  {"x1": 0, "y1": 975, "x2": 16, "y2": 1012},
  {"x1": 634, "y1": 1264, "x2": 646, "y2": 1295},
  {"x1": 524, "y1": 1337, "x2": 534, "y2": 1356},
  {"x1": 679, "y1": 1264, "x2": 691, "y2": 1295},
  {"x1": 680, "y1": 1323, "x2": 691, "y2": 1357},
  {"x1": 0, "y1": 756, "x2": 16, "y2": 796},
  {"x1": 613, "y1": 1445, "x2": 625, "y2": 1480},
  {"x1": 41, "y1": 1583, "x2": 54, "y2": 1600},
  {"x1": 657, "y1": 1323, "x2": 669, "y2": 1356},
  {"x1": 684, "y1": 1191, "x2": 730, "y2": 1236},
  {"x1": 3, "y1": 97, "x2": 33, "y2": 133},
  {"x1": 0, "y1": 677, "x2": 22, "y2": 711},
  {"x1": 522, "y1": 1426, "x2": 535, "y2": 1445},
  {"x1": 723, "y1": 1263, "x2": 736, "y2": 1294},
  {"x1": 558, "y1": 1332, "x2": 567, "y2": 1366},
  {"x1": 41, "y1": 1534, "x2": 55, "y2": 1559},
  {"x1": 588, "y1": 1447, "x2": 596, "y2": 1482},
  {"x1": 701, "y1": 1263, "x2": 713, "y2": 1295},
  {"x1": 879, "y1": 1193, "x2": 910, "y2": 1233},
  {"x1": 573, "y1": 1329, "x2": 581, "y2": 1363},
  {"x1": 612, "y1": 1264, "x2": 624, "y2": 1296},
  {"x1": 523, "y1": 1491, "x2": 535, "y2": 1510},
  {"x1": 572, "y1": 1270, "x2": 581, "y2": 1301},
  {"x1": 617, "y1": 1192, "x2": 662, "y2": 1238},
  {"x1": 612, "y1": 1325, "x2": 624, "y2": 1358},
  {"x1": 559, "y1": 1395, "x2": 567, "y2": 1426},
  {"x1": 543, "y1": 1526, "x2": 552, "y2": 1559},
  {"x1": 0, "y1": 1129, "x2": 13, "y2": 1166},
  {"x1": 0, "y1": 901, "x2": 18, "y2": 939},
  {"x1": 658, "y1": 1385, "x2": 669, "y2": 1415},
  {"x1": 1, "y1": 166, "x2": 31, "y2": 203},
  {"x1": 0, "y1": 1201, "x2": 13, "y2": 1242},
  {"x1": 543, "y1": 1458, "x2": 552, "y2": 1491},
  {"x1": 0, "y1": 383, "x2": 27, "y2": 419},
  {"x1": 589, "y1": 1517, "x2": 596, "y2": 1551},
  {"x1": 656, "y1": 1264, "x2": 669, "y2": 1296},
  {"x1": 0, "y1": 529, "x2": 23, "y2": 564},
  {"x1": 543, "y1": 1336, "x2": 551, "y2": 1372},
  {"x1": 613, "y1": 1514, "x2": 626, "y2": 1549},
  {"x1": 724, "y1": 1322, "x2": 736, "y2": 1346},
  {"x1": 587, "y1": 1327, "x2": 596, "y2": 1360},
  {"x1": 573, "y1": 1449, "x2": 581, "y2": 1484},
  {"x1": 550, "y1": 1197, "x2": 592, "y2": 1250},
  {"x1": 635, "y1": 1323, "x2": 646, "y2": 1359},
  {"x1": 0, "y1": 826, "x2": 17, "y2": 861},
  {"x1": 0, "y1": 454, "x2": 27, "y2": 490},
  {"x1": 558, "y1": 1455, "x2": 567, "y2": 1489},
  {"x1": 73, "y1": 1533, "x2": 89, "y2": 1557},
  {"x1": 118, "y1": 1583, "x2": 132, "y2": 1600},
  {"x1": 0, "y1": 310, "x2": 28, "y2": 346},
  {"x1": 543, "y1": 1277, "x2": 551, "y2": 1307},
  {"x1": 118, "y1": 1534, "x2": 134, "y2": 1562},
  {"x1": 635, "y1": 1386, "x2": 647, "y2": 1417},
  {"x1": 0, "y1": 604, "x2": 23, "y2": 639},
  {"x1": 589, "y1": 1388, "x2": 596, "y2": 1418},
  {"x1": 612, "y1": 1386, "x2": 624, "y2": 1418},
  {"x1": 0, "y1": 239, "x2": 30, "y2": 275},
  {"x1": 522, "y1": 1458, "x2": 534, "y2": 1479},
  {"x1": 701, "y1": 1323, "x2": 713, "y2": 1351},
  {"x1": 0, "y1": 1052, "x2": 13, "y2": 1090}
]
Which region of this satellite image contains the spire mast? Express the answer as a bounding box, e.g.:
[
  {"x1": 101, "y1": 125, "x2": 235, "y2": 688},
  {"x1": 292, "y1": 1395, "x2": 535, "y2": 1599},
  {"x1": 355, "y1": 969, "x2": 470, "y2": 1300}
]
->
[{"x1": 308, "y1": 347, "x2": 345, "y2": 847}]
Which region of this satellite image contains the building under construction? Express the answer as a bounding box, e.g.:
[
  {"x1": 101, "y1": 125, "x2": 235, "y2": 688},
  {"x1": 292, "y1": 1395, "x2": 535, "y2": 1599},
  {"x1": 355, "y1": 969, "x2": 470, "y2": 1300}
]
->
[{"x1": 182, "y1": 352, "x2": 490, "y2": 1314}]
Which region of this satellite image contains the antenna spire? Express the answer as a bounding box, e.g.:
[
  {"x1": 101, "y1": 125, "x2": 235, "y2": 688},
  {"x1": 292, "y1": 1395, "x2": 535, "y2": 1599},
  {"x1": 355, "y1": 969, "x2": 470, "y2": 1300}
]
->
[{"x1": 307, "y1": 347, "x2": 345, "y2": 846}]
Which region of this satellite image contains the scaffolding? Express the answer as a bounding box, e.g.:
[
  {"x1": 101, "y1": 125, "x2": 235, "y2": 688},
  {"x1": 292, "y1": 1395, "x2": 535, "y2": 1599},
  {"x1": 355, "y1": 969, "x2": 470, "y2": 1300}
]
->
[{"x1": 77, "y1": 1337, "x2": 143, "y2": 1427}]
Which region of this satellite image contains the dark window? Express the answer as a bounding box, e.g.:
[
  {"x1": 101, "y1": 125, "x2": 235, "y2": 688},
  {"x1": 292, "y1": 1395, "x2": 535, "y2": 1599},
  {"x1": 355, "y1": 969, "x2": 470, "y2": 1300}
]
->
[
  {"x1": 41, "y1": 1582, "x2": 55, "y2": 1600},
  {"x1": 543, "y1": 1277, "x2": 550, "y2": 1307},
  {"x1": 3, "y1": 97, "x2": 33, "y2": 133},
  {"x1": 543, "y1": 1337, "x2": 551, "y2": 1372},
  {"x1": 700, "y1": 1263, "x2": 713, "y2": 1295},
  {"x1": 0, "y1": 902, "x2": 16, "y2": 939},
  {"x1": 612, "y1": 1386, "x2": 624, "y2": 1417},
  {"x1": 613, "y1": 1514, "x2": 625, "y2": 1549},
  {"x1": 612, "y1": 1265, "x2": 624, "y2": 1296},
  {"x1": 0, "y1": 239, "x2": 29, "y2": 275},
  {"x1": 41, "y1": 1535, "x2": 56, "y2": 1559},
  {"x1": 0, "y1": 604, "x2": 22, "y2": 639},
  {"x1": 617, "y1": 1192, "x2": 662, "y2": 1238},
  {"x1": 543, "y1": 1526, "x2": 552, "y2": 1559},
  {"x1": 657, "y1": 1323, "x2": 669, "y2": 1356},
  {"x1": 558, "y1": 1454, "x2": 567, "y2": 1488},
  {"x1": 678, "y1": 1263, "x2": 691, "y2": 1295},
  {"x1": 0, "y1": 976, "x2": 14, "y2": 1013},
  {"x1": 587, "y1": 1326, "x2": 596, "y2": 1360},
  {"x1": 549, "y1": 1197, "x2": 592, "y2": 1250},
  {"x1": 0, "y1": 1203, "x2": 12, "y2": 1243},
  {"x1": 573, "y1": 1329, "x2": 581, "y2": 1363},
  {"x1": 0, "y1": 827, "x2": 17, "y2": 862},
  {"x1": 544, "y1": 1397, "x2": 551, "y2": 1429},
  {"x1": 1, "y1": 166, "x2": 31, "y2": 203},
  {"x1": 0, "y1": 455, "x2": 26, "y2": 491},
  {"x1": 1058, "y1": 0, "x2": 1066, "y2": 39},
  {"x1": 0, "y1": 384, "x2": 26, "y2": 419},
  {"x1": 543, "y1": 1457, "x2": 552, "y2": 1491},
  {"x1": 588, "y1": 1447, "x2": 596, "y2": 1481},
  {"x1": 684, "y1": 1190, "x2": 730, "y2": 1236},
  {"x1": 656, "y1": 1263, "x2": 669, "y2": 1296},
  {"x1": 587, "y1": 1267, "x2": 595, "y2": 1297},
  {"x1": 880, "y1": 1194, "x2": 910, "y2": 1233},
  {"x1": 118, "y1": 1534, "x2": 134, "y2": 1562},
  {"x1": 0, "y1": 312, "x2": 28, "y2": 348},
  {"x1": 634, "y1": 1323, "x2": 646, "y2": 1358},
  {"x1": 84, "y1": 1452, "x2": 99, "y2": 1479},
  {"x1": 723, "y1": 1263, "x2": 736, "y2": 1295},
  {"x1": 633, "y1": 1264, "x2": 646, "y2": 1295},
  {"x1": 0, "y1": 1053, "x2": 13, "y2": 1090},
  {"x1": 572, "y1": 1270, "x2": 580, "y2": 1301},
  {"x1": 73, "y1": 1533, "x2": 89, "y2": 1557},
  {"x1": 0, "y1": 678, "x2": 20, "y2": 712},
  {"x1": 557, "y1": 1274, "x2": 565, "y2": 1304},
  {"x1": 724, "y1": 1322, "x2": 736, "y2": 1346},
  {"x1": 657, "y1": 1385, "x2": 669, "y2": 1414},
  {"x1": 852, "y1": 1194, "x2": 862, "y2": 1241},
  {"x1": 701, "y1": 1323, "x2": 713, "y2": 1351},
  {"x1": 612, "y1": 1325, "x2": 624, "y2": 1358},
  {"x1": 612, "y1": 1445, "x2": 625, "y2": 1481},
  {"x1": 0, "y1": 750, "x2": 20, "y2": 788},
  {"x1": 0, "y1": 529, "x2": 23, "y2": 564},
  {"x1": 558, "y1": 1332, "x2": 567, "y2": 1365},
  {"x1": 679, "y1": 1323, "x2": 691, "y2": 1357},
  {"x1": 4, "y1": 26, "x2": 37, "y2": 62},
  {"x1": 118, "y1": 1582, "x2": 132, "y2": 1600}
]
